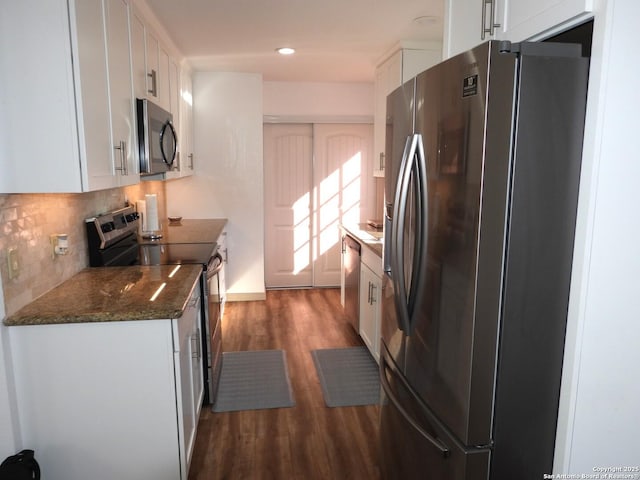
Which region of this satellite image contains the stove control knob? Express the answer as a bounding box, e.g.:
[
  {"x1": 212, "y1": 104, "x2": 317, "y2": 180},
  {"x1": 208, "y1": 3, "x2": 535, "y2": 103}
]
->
[
  {"x1": 125, "y1": 212, "x2": 140, "y2": 222},
  {"x1": 101, "y1": 222, "x2": 116, "y2": 233}
]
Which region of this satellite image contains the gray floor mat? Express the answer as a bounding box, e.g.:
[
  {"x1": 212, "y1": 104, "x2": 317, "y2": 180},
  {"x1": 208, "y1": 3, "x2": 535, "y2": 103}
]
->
[
  {"x1": 311, "y1": 346, "x2": 380, "y2": 407},
  {"x1": 213, "y1": 349, "x2": 295, "y2": 412}
]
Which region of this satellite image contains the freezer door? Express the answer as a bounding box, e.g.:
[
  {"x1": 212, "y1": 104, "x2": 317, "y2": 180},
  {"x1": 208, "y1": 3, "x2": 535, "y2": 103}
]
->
[
  {"x1": 380, "y1": 273, "x2": 405, "y2": 370},
  {"x1": 380, "y1": 344, "x2": 490, "y2": 480},
  {"x1": 404, "y1": 42, "x2": 518, "y2": 446}
]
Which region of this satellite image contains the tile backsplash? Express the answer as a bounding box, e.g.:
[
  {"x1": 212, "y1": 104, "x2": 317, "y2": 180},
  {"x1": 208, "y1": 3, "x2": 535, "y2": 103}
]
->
[{"x1": 0, "y1": 182, "x2": 167, "y2": 317}]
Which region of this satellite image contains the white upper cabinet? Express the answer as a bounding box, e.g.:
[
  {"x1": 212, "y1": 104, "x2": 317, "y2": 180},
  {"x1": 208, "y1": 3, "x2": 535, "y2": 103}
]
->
[
  {"x1": 373, "y1": 47, "x2": 441, "y2": 177},
  {"x1": 444, "y1": 0, "x2": 492, "y2": 58},
  {"x1": 158, "y1": 44, "x2": 172, "y2": 111},
  {"x1": 131, "y1": 6, "x2": 187, "y2": 181},
  {"x1": 0, "y1": 0, "x2": 138, "y2": 193},
  {"x1": 169, "y1": 59, "x2": 181, "y2": 121},
  {"x1": 444, "y1": 0, "x2": 594, "y2": 59},
  {"x1": 179, "y1": 67, "x2": 195, "y2": 177},
  {"x1": 130, "y1": 11, "x2": 148, "y2": 101},
  {"x1": 145, "y1": 30, "x2": 161, "y2": 103},
  {"x1": 501, "y1": 0, "x2": 594, "y2": 42},
  {"x1": 105, "y1": 0, "x2": 139, "y2": 185},
  {"x1": 164, "y1": 58, "x2": 181, "y2": 178},
  {"x1": 144, "y1": 29, "x2": 172, "y2": 112},
  {"x1": 166, "y1": 63, "x2": 194, "y2": 180}
]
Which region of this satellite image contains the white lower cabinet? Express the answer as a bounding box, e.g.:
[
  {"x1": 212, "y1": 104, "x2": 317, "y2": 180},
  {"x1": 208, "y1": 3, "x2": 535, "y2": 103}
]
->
[
  {"x1": 8, "y1": 285, "x2": 203, "y2": 480},
  {"x1": 174, "y1": 284, "x2": 204, "y2": 478},
  {"x1": 359, "y1": 247, "x2": 383, "y2": 363}
]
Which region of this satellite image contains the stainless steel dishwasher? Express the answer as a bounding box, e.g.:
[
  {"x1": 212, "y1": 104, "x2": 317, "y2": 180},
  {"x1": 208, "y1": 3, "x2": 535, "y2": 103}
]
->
[{"x1": 343, "y1": 234, "x2": 361, "y2": 332}]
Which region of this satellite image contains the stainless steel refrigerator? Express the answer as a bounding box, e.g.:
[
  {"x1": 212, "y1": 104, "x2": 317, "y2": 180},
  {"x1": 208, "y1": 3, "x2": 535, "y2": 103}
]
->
[{"x1": 380, "y1": 40, "x2": 589, "y2": 479}]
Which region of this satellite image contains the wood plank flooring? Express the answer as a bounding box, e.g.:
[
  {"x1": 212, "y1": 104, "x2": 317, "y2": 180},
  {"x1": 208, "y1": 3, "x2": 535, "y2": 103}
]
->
[{"x1": 188, "y1": 288, "x2": 381, "y2": 479}]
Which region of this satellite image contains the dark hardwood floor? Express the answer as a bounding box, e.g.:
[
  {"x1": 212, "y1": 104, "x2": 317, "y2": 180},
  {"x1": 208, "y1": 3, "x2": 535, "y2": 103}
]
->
[{"x1": 188, "y1": 288, "x2": 381, "y2": 479}]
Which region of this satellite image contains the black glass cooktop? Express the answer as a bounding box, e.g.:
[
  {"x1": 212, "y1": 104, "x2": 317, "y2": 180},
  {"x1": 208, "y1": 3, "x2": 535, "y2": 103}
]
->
[{"x1": 138, "y1": 243, "x2": 216, "y2": 266}]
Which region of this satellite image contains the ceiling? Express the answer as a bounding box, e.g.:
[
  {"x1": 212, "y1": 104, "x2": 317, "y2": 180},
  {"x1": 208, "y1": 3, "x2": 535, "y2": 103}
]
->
[{"x1": 143, "y1": 0, "x2": 444, "y2": 83}]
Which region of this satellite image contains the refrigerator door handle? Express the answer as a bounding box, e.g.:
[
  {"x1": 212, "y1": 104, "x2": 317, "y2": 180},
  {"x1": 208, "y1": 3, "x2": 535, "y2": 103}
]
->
[
  {"x1": 406, "y1": 134, "x2": 429, "y2": 332},
  {"x1": 380, "y1": 348, "x2": 451, "y2": 458},
  {"x1": 392, "y1": 134, "x2": 429, "y2": 334},
  {"x1": 391, "y1": 135, "x2": 415, "y2": 333}
]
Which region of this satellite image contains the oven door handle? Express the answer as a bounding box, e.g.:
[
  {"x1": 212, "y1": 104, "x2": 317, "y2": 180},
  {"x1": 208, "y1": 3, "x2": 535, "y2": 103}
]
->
[{"x1": 206, "y1": 252, "x2": 224, "y2": 279}]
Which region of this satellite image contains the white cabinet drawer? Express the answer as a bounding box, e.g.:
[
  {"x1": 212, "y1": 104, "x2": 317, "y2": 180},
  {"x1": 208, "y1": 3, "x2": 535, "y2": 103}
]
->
[{"x1": 361, "y1": 245, "x2": 383, "y2": 278}]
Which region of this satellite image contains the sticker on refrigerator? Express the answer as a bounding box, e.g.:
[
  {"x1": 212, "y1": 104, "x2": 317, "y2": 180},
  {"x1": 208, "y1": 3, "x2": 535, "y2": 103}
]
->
[{"x1": 462, "y1": 75, "x2": 478, "y2": 97}]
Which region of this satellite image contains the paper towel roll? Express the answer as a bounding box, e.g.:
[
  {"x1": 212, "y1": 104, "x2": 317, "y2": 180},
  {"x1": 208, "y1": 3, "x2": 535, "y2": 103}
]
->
[
  {"x1": 145, "y1": 194, "x2": 160, "y2": 232},
  {"x1": 136, "y1": 200, "x2": 147, "y2": 234}
]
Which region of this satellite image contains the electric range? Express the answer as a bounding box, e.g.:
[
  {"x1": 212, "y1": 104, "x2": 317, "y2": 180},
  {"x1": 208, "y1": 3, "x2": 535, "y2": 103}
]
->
[{"x1": 85, "y1": 205, "x2": 223, "y2": 405}]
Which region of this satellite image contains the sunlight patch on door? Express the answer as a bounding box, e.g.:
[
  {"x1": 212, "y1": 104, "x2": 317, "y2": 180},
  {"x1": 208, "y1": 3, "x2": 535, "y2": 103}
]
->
[
  {"x1": 292, "y1": 192, "x2": 311, "y2": 274},
  {"x1": 316, "y1": 151, "x2": 362, "y2": 257}
]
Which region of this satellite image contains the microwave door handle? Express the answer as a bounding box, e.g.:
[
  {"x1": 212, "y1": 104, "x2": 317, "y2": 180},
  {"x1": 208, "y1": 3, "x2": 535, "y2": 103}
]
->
[{"x1": 160, "y1": 121, "x2": 178, "y2": 166}]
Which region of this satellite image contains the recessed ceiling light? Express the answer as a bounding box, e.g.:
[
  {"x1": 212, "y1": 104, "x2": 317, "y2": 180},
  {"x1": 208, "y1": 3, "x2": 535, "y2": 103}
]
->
[{"x1": 276, "y1": 47, "x2": 295, "y2": 55}]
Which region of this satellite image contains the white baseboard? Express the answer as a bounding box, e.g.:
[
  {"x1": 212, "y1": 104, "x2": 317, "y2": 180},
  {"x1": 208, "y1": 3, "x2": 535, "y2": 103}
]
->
[{"x1": 225, "y1": 292, "x2": 267, "y2": 302}]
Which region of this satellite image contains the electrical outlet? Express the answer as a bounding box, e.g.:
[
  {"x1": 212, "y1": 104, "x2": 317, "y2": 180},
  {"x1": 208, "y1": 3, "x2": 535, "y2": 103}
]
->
[{"x1": 7, "y1": 248, "x2": 19, "y2": 279}]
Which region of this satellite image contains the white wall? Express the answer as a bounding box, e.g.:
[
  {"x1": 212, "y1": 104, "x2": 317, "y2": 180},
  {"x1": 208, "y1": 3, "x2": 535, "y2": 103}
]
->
[
  {"x1": 554, "y1": 0, "x2": 640, "y2": 472},
  {"x1": 263, "y1": 81, "x2": 374, "y2": 121},
  {"x1": 166, "y1": 79, "x2": 375, "y2": 299},
  {"x1": 165, "y1": 72, "x2": 265, "y2": 300},
  {"x1": 0, "y1": 274, "x2": 20, "y2": 457}
]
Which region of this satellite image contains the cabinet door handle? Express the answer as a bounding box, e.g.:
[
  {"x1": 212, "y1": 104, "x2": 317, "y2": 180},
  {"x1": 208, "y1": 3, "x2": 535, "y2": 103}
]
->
[
  {"x1": 368, "y1": 281, "x2": 373, "y2": 304},
  {"x1": 114, "y1": 140, "x2": 127, "y2": 175},
  {"x1": 147, "y1": 69, "x2": 157, "y2": 96},
  {"x1": 379, "y1": 152, "x2": 385, "y2": 170},
  {"x1": 188, "y1": 153, "x2": 194, "y2": 169},
  {"x1": 481, "y1": 0, "x2": 501, "y2": 39},
  {"x1": 191, "y1": 334, "x2": 198, "y2": 359}
]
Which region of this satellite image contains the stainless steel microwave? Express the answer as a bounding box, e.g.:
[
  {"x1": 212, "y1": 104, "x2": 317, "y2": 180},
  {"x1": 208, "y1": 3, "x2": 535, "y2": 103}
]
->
[{"x1": 136, "y1": 98, "x2": 177, "y2": 175}]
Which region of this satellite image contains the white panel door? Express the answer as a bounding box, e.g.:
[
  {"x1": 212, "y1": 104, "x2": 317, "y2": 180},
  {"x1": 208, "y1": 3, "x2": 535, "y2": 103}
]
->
[
  {"x1": 313, "y1": 123, "x2": 374, "y2": 287},
  {"x1": 264, "y1": 124, "x2": 314, "y2": 288}
]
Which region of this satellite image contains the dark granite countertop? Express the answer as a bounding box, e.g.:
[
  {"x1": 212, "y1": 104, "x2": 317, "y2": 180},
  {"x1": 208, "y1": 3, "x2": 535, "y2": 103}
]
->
[
  {"x1": 341, "y1": 223, "x2": 383, "y2": 258},
  {"x1": 3, "y1": 265, "x2": 202, "y2": 326},
  {"x1": 139, "y1": 218, "x2": 227, "y2": 245}
]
